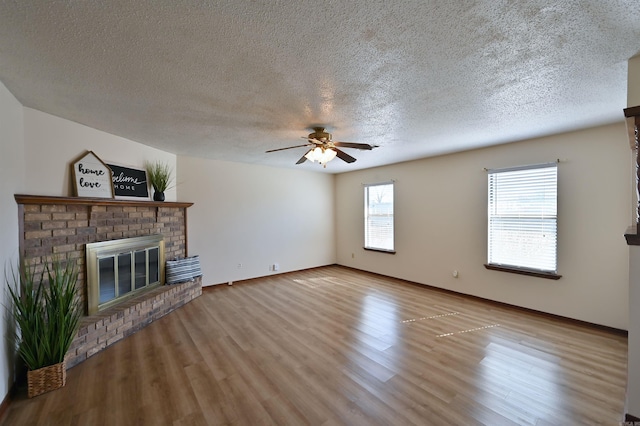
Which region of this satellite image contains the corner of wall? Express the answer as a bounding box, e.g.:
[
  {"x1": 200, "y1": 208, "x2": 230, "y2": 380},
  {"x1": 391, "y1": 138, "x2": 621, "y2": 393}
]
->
[
  {"x1": 0, "y1": 79, "x2": 25, "y2": 407},
  {"x1": 628, "y1": 55, "x2": 640, "y2": 107}
]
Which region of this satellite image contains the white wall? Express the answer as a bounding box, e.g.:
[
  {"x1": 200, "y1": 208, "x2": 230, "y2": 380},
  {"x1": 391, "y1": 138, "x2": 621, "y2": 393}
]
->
[
  {"x1": 23, "y1": 108, "x2": 177, "y2": 200},
  {"x1": 629, "y1": 54, "x2": 640, "y2": 107},
  {"x1": 177, "y1": 156, "x2": 336, "y2": 285},
  {"x1": 0, "y1": 82, "x2": 25, "y2": 403},
  {"x1": 336, "y1": 123, "x2": 630, "y2": 329}
]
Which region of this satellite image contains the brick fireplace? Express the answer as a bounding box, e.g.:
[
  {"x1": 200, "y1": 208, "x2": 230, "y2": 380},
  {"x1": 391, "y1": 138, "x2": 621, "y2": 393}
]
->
[{"x1": 14, "y1": 194, "x2": 202, "y2": 368}]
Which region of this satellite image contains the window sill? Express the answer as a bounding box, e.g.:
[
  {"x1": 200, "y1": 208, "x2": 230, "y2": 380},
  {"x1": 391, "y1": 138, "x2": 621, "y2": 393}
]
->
[
  {"x1": 484, "y1": 264, "x2": 562, "y2": 280},
  {"x1": 364, "y1": 247, "x2": 396, "y2": 254}
]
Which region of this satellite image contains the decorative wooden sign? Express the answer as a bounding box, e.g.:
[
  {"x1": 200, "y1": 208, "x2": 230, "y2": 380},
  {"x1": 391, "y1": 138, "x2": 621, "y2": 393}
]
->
[
  {"x1": 107, "y1": 163, "x2": 149, "y2": 199},
  {"x1": 71, "y1": 151, "x2": 114, "y2": 198}
]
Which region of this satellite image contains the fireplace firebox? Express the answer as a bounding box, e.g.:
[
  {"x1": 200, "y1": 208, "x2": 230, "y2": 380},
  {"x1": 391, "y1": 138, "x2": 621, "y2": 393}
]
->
[{"x1": 86, "y1": 235, "x2": 165, "y2": 314}]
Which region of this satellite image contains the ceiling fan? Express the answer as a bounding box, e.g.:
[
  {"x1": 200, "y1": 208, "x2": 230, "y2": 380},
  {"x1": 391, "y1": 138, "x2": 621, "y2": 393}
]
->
[{"x1": 266, "y1": 127, "x2": 378, "y2": 167}]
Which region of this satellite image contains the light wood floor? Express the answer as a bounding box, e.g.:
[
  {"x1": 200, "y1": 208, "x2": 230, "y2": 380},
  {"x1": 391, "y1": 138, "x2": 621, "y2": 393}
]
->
[{"x1": 2, "y1": 266, "x2": 628, "y2": 425}]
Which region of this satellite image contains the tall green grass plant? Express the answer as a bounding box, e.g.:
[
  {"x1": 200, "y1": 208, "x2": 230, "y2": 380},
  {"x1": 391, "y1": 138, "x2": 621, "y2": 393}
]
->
[{"x1": 6, "y1": 258, "x2": 81, "y2": 370}]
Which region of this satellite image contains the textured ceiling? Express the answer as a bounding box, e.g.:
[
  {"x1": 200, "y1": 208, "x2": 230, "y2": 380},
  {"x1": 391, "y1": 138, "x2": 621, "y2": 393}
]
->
[{"x1": 1, "y1": 1, "x2": 639, "y2": 173}]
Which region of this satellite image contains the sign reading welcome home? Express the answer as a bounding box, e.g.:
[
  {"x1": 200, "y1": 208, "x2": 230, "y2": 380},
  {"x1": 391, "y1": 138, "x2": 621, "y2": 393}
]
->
[{"x1": 107, "y1": 163, "x2": 149, "y2": 199}]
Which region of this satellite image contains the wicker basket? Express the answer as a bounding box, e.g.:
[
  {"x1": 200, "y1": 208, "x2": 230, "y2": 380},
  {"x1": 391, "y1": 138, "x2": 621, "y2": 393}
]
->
[{"x1": 27, "y1": 361, "x2": 67, "y2": 398}]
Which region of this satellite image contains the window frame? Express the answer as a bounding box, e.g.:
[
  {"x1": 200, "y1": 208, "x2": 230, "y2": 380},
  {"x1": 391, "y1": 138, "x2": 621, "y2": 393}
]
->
[
  {"x1": 364, "y1": 181, "x2": 396, "y2": 254},
  {"x1": 484, "y1": 163, "x2": 561, "y2": 280}
]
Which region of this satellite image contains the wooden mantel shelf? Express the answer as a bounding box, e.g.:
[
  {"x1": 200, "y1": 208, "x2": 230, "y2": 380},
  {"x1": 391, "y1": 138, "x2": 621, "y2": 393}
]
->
[
  {"x1": 14, "y1": 194, "x2": 193, "y2": 208},
  {"x1": 625, "y1": 226, "x2": 640, "y2": 246}
]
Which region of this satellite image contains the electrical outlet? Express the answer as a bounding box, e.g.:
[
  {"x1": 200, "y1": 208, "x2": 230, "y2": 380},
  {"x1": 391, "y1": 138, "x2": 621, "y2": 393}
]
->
[
  {"x1": 272, "y1": 263, "x2": 279, "y2": 271},
  {"x1": 237, "y1": 263, "x2": 242, "y2": 269},
  {"x1": 453, "y1": 270, "x2": 459, "y2": 278}
]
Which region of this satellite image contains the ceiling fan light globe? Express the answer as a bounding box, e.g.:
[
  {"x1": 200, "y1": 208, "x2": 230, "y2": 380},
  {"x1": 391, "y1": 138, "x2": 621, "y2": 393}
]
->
[
  {"x1": 317, "y1": 148, "x2": 337, "y2": 165},
  {"x1": 323, "y1": 148, "x2": 337, "y2": 162},
  {"x1": 305, "y1": 147, "x2": 322, "y2": 162}
]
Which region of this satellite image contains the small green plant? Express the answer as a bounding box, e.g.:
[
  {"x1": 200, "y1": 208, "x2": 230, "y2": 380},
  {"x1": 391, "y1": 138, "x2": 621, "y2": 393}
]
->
[
  {"x1": 145, "y1": 161, "x2": 174, "y2": 193},
  {"x1": 6, "y1": 258, "x2": 82, "y2": 370}
]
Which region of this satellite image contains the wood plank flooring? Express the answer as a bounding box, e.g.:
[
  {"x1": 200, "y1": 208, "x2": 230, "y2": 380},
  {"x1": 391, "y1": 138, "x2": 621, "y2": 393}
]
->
[{"x1": 1, "y1": 266, "x2": 628, "y2": 425}]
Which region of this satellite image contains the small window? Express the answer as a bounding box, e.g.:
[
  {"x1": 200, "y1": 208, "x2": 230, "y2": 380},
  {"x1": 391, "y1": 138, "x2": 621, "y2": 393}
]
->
[
  {"x1": 364, "y1": 182, "x2": 395, "y2": 253},
  {"x1": 486, "y1": 163, "x2": 558, "y2": 276}
]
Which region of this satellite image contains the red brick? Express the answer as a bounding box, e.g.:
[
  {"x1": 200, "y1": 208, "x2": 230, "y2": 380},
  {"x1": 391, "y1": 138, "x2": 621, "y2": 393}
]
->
[
  {"x1": 53, "y1": 244, "x2": 75, "y2": 254},
  {"x1": 87, "y1": 342, "x2": 107, "y2": 357},
  {"x1": 66, "y1": 205, "x2": 88, "y2": 212},
  {"x1": 24, "y1": 246, "x2": 51, "y2": 258},
  {"x1": 106, "y1": 319, "x2": 124, "y2": 332},
  {"x1": 68, "y1": 234, "x2": 90, "y2": 245},
  {"x1": 90, "y1": 211, "x2": 110, "y2": 219},
  {"x1": 67, "y1": 220, "x2": 89, "y2": 228},
  {"x1": 25, "y1": 213, "x2": 51, "y2": 222},
  {"x1": 41, "y1": 205, "x2": 67, "y2": 213},
  {"x1": 106, "y1": 334, "x2": 123, "y2": 346},
  {"x1": 53, "y1": 228, "x2": 76, "y2": 237},
  {"x1": 24, "y1": 238, "x2": 41, "y2": 248},
  {"x1": 42, "y1": 221, "x2": 67, "y2": 230},
  {"x1": 77, "y1": 227, "x2": 96, "y2": 235},
  {"x1": 24, "y1": 221, "x2": 41, "y2": 231},
  {"x1": 25, "y1": 230, "x2": 52, "y2": 239},
  {"x1": 45, "y1": 236, "x2": 68, "y2": 247},
  {"x1": 52, "y1": 213, "x2": 75, "y2": 221}
]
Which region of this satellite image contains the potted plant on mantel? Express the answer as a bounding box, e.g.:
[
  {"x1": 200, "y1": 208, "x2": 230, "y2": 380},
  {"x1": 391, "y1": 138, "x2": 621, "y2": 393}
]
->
[
  {"x1": 6, "y1": 258, "x2": 82, "y2": 398},
  {"x1": 145, "y1": 161, "x2": 174, "y2": 202}
]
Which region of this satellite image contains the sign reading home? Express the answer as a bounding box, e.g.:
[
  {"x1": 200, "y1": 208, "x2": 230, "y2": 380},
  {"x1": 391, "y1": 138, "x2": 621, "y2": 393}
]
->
[
  {"x1": 71, "y1": 151, "x2": 114, "y2": 198},
  {"x1": 107, "y1": 163, "x2": 149, "y2": 199}
]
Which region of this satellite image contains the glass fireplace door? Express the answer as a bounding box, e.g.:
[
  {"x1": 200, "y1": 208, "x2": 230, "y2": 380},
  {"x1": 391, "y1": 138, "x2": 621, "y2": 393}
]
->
[{"x1": 88, "y1": 235, "x2": 164, "y2": 314}]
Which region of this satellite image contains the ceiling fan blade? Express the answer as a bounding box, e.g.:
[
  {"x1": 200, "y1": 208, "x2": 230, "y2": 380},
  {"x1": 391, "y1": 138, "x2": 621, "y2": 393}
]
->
[
  {"x1": 296, "y1": 149, "x2": 311, "y2": 164},
  {"x1": 265, "y1": 144, "x2": 310, "y2": 153},
  {"x1": 302, "y1": 137, "x2": 324, "y2": 145},
  {"x1": 334, "y1": 148, "x2": 357, "y2": 163},
  {"x1": 334, "y1": 141, "x2": 378, "y2": 150}
]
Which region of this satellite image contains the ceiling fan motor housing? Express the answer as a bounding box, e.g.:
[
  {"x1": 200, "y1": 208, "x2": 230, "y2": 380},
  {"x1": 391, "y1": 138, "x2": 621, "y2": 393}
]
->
[{"x1": 310, "y1": 127, "x2": 331, "y2": 142}]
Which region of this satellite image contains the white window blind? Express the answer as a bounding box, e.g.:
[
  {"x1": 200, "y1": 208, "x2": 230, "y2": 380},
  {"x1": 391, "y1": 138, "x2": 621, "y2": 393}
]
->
[
  {"x1": 364, "y1": 182, "x2": 394, "y2": 252},
  {"x1": 487, "y1": 163, "x2": 557, "y2": 273}
]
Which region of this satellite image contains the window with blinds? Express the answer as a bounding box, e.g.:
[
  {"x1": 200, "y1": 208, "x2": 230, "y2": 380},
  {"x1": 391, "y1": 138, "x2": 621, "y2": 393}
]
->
[
  {"x1": 364, "y1": 182, "x2": 395, "y2": 252},
  {"x1": 487, "y1": 163, "x2": 558, "y2": 274}
]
